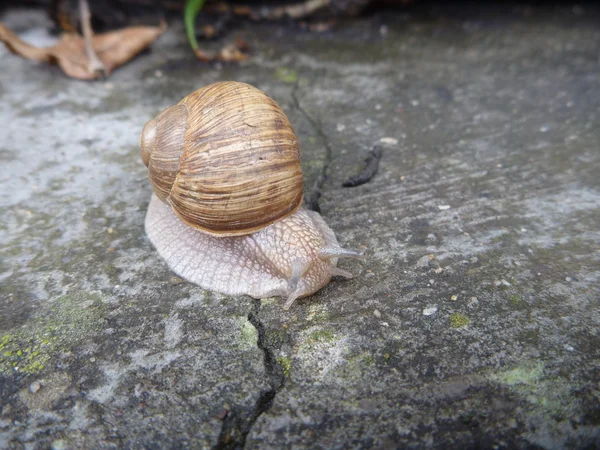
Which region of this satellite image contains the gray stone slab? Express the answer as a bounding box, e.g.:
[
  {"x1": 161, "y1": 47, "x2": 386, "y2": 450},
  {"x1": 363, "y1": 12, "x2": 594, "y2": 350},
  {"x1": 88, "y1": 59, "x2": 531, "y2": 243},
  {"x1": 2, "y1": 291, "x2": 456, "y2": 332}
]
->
[{"x1": 1, "y1": 3, "x2": 599, "y2": 449}]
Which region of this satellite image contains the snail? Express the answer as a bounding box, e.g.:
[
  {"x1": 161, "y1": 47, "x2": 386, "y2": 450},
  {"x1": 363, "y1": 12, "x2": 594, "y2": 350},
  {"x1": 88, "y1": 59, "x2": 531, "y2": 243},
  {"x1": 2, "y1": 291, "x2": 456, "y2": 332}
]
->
[{"x1": 141, "y1": 81, "x2": 362, "y2": 309}]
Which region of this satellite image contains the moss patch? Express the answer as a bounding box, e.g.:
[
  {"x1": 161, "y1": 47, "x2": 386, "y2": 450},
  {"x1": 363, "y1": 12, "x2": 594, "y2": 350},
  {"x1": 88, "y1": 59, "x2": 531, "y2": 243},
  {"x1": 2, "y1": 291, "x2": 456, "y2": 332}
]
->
[
  {"x1": 493, "y1": 361, "x2": 544, "y2": 386},
  {"x1": 308, "y1": 329, "x2": 336, "y2": 344},
  {"x1": 0, "y1": 293, "x2": 106, "y2": 375},
  {"x1": 449, "y1": 313, "x2": 471, "y2": 328},
  {"x1": 274, "y1": 67, "x2": 298, "y2": 84},
  {"x1": 509, "y1": 294, "x2": 529, "y2": 310},
  {"x1": 276, "y1": 356, "x2": 292, "y2": 377},
  {"x1": 491, "y1": 361, "x2": 577, "y2": 419},
  {"x1": 240, "y1": 319, "x2": 258, "y2": 348}
]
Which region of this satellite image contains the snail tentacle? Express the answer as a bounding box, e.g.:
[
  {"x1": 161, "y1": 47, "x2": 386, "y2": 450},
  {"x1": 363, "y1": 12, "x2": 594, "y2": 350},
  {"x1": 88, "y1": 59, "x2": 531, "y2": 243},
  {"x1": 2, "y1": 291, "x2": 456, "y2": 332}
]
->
[
  {"x1": 284, "y1": 290, "x2": 303, "y2": 310},
  {"x1": 330, "y1": 267, "x2": 353, "y2": 279},
  {"x1": 288, "y1": 259, "x2": 310, "y2": 291}
]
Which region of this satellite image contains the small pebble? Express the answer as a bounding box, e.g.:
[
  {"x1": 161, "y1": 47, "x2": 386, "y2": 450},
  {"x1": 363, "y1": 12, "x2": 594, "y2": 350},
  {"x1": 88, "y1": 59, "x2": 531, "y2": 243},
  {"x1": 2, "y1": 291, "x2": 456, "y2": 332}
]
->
[
  {"x1": 468, "y1": 297, "x2": 479, "y2": 307},
  {"x1": 336, "y1": 123, "x2": 346, "y2": 132},
  {"x1": 373, "y1": 309, "x2": 382, "y2": 318},
  {"x1": 423, "y1": 306, "x2": 438, "y2": 316},
  {"x1": 450, "y1": 295, "x2": 458, "y2": 301},
  {"x1": 411, "y1": 100, "x2": 419, "y2": 106},
  {"x1": 375, "y1": 104, "x2": 382, "y2": 111},
  {"x1": 380, "y1": 137, "x2": 398, "y2": 145},
  {"x1": 438, "y1": 205, "x2": 451, "y2": 210},
  {"x1": 155, "y1": 69, "x2": 163, "y2": 78},
  {"x1": 564, "y1": 344, "x2": 575, "y2": 351},
  {"x1": 381, "y1": 322, "x2": 389, "y2": 327},
  {"x1": 501, "y1": 279, "x2": 512, "y2": 286},
  {"x1": 29, "y1": 381, "x2": 41, "y2": 394},
  {"x1": 565, "y1": 277, "x2": 572, "y2": 282}
]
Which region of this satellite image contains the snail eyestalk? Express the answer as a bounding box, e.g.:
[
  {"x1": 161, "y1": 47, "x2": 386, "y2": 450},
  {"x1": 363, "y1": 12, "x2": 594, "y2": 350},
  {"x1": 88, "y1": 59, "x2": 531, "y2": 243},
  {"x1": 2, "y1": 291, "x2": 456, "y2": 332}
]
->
[{"x1": 330, "y1": 267, "x2": 353, "y2": 279}]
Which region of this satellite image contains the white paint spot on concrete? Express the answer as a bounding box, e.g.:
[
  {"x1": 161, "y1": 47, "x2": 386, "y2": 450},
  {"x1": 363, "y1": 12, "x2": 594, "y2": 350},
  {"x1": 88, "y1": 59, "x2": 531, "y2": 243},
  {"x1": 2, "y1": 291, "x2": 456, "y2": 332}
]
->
[{"x1": 380, "y1": 137, "x2": 398, "y2": 145}]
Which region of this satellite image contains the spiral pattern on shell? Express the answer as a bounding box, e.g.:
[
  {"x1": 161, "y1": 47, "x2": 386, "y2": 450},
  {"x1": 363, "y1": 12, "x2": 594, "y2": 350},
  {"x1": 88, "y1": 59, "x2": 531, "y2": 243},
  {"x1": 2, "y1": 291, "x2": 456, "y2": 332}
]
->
[{"x1": 140, "y1": 81, "x2": 304, "y2": 236}]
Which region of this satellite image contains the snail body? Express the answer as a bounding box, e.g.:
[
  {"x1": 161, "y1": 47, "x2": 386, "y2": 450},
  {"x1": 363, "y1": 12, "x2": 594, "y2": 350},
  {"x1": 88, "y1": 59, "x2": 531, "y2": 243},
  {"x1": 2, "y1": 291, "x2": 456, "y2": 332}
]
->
[{"x1": 141, "y1": 82, "x2": 361, "y2": 309}]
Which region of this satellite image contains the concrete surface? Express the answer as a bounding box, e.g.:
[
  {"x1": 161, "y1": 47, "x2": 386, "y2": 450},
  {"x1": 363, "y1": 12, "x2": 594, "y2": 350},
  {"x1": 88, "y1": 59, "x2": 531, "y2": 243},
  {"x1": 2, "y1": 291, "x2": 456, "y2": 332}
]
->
[{"x1": 1, "y1": 3, "x2": 599, "y2": 449}]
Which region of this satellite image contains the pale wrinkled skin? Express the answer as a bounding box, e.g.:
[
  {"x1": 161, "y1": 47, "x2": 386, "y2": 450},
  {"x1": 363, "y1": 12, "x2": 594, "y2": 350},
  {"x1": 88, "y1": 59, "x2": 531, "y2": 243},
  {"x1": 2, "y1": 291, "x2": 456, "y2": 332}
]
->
[{"x1": 145, "y1": 194, "x2": 354, "y2": 309}]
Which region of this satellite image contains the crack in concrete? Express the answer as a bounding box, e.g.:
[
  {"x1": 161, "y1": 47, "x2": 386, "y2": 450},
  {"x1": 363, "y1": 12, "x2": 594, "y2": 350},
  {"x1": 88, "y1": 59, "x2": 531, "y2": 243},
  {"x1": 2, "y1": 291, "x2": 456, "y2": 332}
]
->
[
  {"x1": 213, "y1": 81, "x2": 333, "y2": 450},
  {"x1": 214, "y1": 300, "x2": 285, "y2": 449},
  {"x1": 291, "y1": 81, "x2": 334, "y2": 213}
]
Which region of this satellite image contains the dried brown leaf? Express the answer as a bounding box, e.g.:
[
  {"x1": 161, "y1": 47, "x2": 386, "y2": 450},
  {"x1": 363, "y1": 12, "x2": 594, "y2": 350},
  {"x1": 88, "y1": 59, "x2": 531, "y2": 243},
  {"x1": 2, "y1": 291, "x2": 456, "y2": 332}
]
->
[
  {"x1": 194, "y1": 38, "x2": 250, "y2": 63},
  {"x1": 0, "y1": 22, "x2": 166, "y2": 80}
]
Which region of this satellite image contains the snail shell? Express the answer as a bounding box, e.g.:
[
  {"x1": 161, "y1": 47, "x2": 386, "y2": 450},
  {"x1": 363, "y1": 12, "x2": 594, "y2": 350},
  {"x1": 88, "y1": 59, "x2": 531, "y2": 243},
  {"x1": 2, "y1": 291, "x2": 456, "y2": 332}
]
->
[
  {"x1": 141, "y1": 81, "x2": 304, "y2": 236},
  {"x1": 141, "y1": 82, "x2": 362, "y2": 308}
]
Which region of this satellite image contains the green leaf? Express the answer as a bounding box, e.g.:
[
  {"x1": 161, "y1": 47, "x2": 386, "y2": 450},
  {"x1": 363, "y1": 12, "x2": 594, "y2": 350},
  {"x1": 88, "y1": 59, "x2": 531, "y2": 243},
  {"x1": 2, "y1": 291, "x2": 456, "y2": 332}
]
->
[{"x1": 184, "y1": 0, "x2": 205, "y2": 51}]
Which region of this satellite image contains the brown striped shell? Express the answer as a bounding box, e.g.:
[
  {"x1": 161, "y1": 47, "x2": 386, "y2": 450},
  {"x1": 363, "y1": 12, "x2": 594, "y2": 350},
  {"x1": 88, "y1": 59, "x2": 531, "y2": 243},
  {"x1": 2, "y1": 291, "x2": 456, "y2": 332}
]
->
[{"x1": 140, "y1": 81, "x2": 304, "y2": 237}]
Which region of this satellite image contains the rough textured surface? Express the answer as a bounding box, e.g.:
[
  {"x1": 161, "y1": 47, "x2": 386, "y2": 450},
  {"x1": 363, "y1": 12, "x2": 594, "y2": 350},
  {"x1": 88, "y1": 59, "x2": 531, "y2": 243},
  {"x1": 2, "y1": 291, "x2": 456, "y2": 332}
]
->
[{"x1": 1, "y1": 3, "x2": 599, "y2": 449}]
